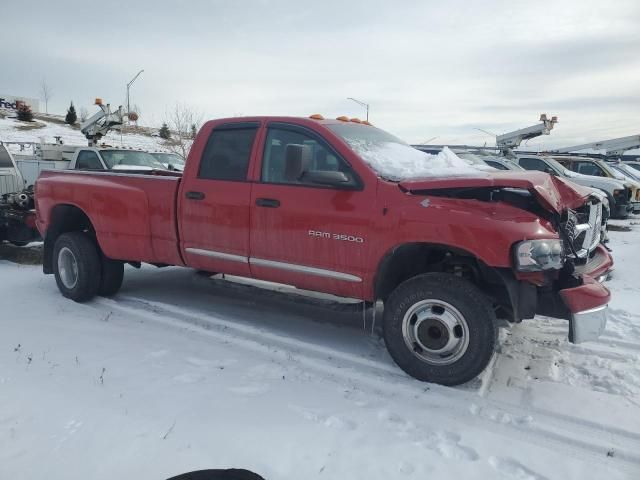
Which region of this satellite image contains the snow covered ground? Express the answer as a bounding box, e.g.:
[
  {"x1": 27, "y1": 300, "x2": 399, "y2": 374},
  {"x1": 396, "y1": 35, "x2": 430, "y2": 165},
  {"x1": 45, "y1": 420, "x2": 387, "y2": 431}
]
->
[
  {"x1": 0, "y1": 114, "x2": 166, "y2": 153},
  {"x1": 1, "y1": 220, "x2": 639, "y2": 480}
]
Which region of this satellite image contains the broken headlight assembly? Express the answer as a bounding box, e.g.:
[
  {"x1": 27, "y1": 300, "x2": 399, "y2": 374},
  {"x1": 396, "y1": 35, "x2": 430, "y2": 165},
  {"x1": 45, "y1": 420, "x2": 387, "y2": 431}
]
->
[{"x1": 514, "y1": 239, "x2": 564, "y2": 272}]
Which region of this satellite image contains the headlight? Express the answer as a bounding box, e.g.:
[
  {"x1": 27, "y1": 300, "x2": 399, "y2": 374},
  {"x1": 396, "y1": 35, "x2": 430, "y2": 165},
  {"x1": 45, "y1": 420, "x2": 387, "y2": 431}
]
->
[{"x1": 514, "y1": 239, "x2": 564, "y2": 272}]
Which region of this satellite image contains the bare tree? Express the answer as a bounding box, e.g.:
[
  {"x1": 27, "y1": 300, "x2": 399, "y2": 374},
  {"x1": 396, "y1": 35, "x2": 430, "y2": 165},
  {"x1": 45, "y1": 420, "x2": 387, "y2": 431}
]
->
[
  {"x1": 40, "y1": 79, "x2": 53, "y2": 114},
  {"x1": 79, "y1": 107, "x2": 89, "y2": 122},
  {"x1": 164, "y1": 103, "x2": 203, "y2": 158}
]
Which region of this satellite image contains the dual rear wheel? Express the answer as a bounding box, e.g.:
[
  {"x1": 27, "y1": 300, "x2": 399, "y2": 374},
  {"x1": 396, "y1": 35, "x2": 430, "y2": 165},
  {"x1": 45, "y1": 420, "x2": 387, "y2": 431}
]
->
[{"x1": 53, "y1": 232, "x2": 124, "y2": 302}]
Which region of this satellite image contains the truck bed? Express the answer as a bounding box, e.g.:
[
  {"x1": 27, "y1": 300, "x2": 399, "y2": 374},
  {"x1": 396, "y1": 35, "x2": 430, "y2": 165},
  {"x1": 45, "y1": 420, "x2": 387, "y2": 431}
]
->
[{"x1": 36, "y1": 170, "x2": 184, "y2": 266}]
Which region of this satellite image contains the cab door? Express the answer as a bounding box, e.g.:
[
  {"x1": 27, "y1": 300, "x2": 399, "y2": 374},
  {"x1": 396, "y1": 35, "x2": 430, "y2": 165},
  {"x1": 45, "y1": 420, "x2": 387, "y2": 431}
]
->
[
  {"x1": 249, "y1": 122, "x2": 373, "y2": 298},
  {"x1": 178, "y1": 121, "x2": 260, "y2": 276}
]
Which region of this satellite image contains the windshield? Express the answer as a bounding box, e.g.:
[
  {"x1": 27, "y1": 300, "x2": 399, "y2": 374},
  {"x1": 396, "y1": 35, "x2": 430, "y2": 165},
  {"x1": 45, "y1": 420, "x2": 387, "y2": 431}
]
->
[
  {"x1": 327, "y1": 123, "x2": 482, "y2": 180},
  {"x1": 0, "y1": 146, "x2": 14, "y2": 168},
  {"x1": 542, "y1": 157, "x2": 568, "y2": 175},
  {"x1": 596, "y1": 160, "x2": 626, "y2": 180},
  {"x1": 612, "y1": 164, "x2": 640, "y2": 181},
  {"x1": 100, "y1": 150, "x2": 167, "y2": 170},
  {"x1": 151, "y1": 152, "x2": 185, "y2": 166}
]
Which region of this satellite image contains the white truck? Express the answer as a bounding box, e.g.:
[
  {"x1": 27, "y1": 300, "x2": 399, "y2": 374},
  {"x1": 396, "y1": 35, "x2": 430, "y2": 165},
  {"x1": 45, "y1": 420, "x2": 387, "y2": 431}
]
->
[
  {"x1": 0, "y1": 144, "x2": 25, "y2": 195},
  {"x1": 0, "y1": 144, "x2": 38, "y2": 245}
]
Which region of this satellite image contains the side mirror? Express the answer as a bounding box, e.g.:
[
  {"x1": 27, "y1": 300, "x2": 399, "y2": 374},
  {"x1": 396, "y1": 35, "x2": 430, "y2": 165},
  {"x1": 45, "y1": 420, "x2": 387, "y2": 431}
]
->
[{"x1": 302, "y1": 170, "x2": 350, "y2": 186}]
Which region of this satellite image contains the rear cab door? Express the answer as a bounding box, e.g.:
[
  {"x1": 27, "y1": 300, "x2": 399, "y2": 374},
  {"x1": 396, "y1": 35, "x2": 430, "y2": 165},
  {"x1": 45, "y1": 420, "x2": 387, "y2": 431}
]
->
[{"x1": 178, "y1": 120, "x2": 261, "y2": 276}]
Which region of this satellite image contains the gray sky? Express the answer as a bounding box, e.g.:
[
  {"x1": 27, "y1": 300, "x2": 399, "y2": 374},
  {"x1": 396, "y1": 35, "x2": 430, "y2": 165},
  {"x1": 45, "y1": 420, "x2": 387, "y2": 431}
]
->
[{"x1": 3, "y1": 0, "x2": 639, "y2": 149}]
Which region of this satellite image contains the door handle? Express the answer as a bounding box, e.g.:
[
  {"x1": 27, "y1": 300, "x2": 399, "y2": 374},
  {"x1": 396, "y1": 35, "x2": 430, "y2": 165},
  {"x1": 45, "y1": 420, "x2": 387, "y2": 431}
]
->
[
  {"x1": 255, "y1": 198, "x2": 280, "y2": 208},
  {"x1": 186, "y1": 191, "x2": 205, "y2": 200}
]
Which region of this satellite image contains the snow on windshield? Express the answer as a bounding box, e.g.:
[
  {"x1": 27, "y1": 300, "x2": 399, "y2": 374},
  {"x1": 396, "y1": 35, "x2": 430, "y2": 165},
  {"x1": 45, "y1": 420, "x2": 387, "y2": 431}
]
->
[{"x1": 328, "y1": 123, "x2": 486, "y2": 181}]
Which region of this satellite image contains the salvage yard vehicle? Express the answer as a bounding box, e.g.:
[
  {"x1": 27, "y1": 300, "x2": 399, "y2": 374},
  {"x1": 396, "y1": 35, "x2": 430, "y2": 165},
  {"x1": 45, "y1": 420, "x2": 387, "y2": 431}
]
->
[
  {"x1": 0, "y1": 144, "x2": 26, "y2": 195},
  {"x1": 35, "y1": 116, "x2": 613, "y2": 385},
  {"x1": 0, "y1": 144, "x2": 38, "y2": 245},
  {"x1": 553, "y1": 156, "x2": 640, "y2": 214},
  {"x1": 516, "y1": 155, "x2": 632, "y2": 219}
]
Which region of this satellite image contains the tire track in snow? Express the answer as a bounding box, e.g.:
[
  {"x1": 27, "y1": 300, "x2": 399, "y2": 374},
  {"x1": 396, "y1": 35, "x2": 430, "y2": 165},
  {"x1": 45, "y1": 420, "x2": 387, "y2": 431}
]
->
[{"x1": 92, "y1": 295, "x2": 640, "y2": 472}]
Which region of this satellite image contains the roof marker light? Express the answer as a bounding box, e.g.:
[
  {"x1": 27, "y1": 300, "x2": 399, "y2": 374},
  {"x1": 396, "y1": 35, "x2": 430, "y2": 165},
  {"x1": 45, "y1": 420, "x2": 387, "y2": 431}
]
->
[
  {"x1": 336, "y1": 116, "x2": 349, "y2": 122},
  {"x1": 309, "y1": 114, "x2": 324, "y2": 120},
  {"x1": 350, "y1": 118, "x2": 362, "y2": 123}
]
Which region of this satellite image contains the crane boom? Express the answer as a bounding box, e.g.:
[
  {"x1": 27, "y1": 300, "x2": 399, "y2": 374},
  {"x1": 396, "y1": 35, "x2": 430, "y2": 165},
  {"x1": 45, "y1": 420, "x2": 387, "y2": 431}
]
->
[
  {"x1": 554, "y1": 134, "x2": 640, "y2": 156},
  {"x1": 80, "y1": 102, "x2": 130, "y2": 146},
  {"x1": 496, "y1": 114, "x2": 558, "y2": 155}
]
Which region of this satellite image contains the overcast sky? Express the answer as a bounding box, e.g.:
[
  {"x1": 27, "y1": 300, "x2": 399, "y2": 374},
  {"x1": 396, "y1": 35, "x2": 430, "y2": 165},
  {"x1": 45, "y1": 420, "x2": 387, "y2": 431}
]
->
[{"x1": 2, "y1": 0, "x2": 639, "y2": 149}]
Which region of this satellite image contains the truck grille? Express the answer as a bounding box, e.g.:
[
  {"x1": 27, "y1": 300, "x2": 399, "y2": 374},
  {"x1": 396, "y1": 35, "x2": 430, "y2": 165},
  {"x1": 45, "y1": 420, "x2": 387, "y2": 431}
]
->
[{"x1": 565, "y1": 200, "x2": 602, "y2": 259}]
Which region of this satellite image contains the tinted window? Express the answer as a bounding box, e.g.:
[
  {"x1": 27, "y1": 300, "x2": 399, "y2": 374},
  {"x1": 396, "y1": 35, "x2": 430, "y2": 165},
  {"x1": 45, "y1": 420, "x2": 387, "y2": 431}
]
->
[
  {"x1": 519, "y1": 157, "x2": 549, "y2": 172},
  {"x1": 262, "y1": 127, "x2": 356, "y2": 186},
  {"x1": 0, "y1": 146, "x2": 14, "y2": 168},
  {"x1": 574, "y1": 161, "x2": 604, "y2": 176},
  {"x1": 198, "y1": 126, "x2": 258, "y2": 181},
  {"x1": 485, "y1": 160, "x2": 508, "y2": 170},
  {"x1": 76, "y1": 151, "x2": 103, "y2": 170}
]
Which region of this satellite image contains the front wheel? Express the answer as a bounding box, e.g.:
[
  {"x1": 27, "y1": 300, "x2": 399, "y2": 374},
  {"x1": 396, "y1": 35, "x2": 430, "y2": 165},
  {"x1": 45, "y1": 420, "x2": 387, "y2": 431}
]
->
[{"x1": 383, "y1": 273, "x2": 497, "y2": 386}]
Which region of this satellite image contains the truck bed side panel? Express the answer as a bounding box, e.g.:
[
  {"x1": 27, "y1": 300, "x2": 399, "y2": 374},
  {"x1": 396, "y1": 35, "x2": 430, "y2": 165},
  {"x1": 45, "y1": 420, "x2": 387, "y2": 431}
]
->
[{"x1": 36, "y1": 171, "x2": 183, "y2": 265}]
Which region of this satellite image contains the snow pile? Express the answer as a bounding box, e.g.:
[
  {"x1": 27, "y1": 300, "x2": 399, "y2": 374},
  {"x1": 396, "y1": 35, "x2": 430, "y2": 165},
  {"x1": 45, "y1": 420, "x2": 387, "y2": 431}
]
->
[{"x1": 345, "y1": 140, "x2": 486, "y2": 180}]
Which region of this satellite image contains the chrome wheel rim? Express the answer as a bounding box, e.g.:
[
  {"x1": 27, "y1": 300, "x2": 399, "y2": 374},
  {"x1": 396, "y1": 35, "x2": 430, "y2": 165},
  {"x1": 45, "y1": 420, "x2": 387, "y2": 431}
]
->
[
  {"x1": 402, "y1": 299, "x2": 470, "y2": 365},
  {"x1": 58, "y1": 247, "x2": 79, "y2": 289}
]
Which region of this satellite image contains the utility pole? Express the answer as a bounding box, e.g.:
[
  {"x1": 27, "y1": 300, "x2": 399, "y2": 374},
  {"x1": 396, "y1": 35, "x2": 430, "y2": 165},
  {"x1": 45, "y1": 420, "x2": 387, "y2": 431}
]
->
[
  {"x1": 126, "y1": 69, "x2": 144, "y2": 118},
  {"x1": 347, "y1": 97, "x2": 369, "y2": 121}
]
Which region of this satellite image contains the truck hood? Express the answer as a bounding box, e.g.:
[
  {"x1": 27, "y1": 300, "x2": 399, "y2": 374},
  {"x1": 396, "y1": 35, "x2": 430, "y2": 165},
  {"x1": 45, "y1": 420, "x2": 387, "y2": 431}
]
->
[{"x1": 398, "y1": 171, "x2": 593, "y2": 214}]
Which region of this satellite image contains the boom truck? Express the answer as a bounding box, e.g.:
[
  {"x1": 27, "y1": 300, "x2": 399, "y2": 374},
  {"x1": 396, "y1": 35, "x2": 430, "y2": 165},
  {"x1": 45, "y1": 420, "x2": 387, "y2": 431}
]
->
[
  {"x1": 35, "y1": 115, "x2": 613, "y2": 385},
  {"x1": 1, "y1": 100, "x2": 146, "y2": 245}
]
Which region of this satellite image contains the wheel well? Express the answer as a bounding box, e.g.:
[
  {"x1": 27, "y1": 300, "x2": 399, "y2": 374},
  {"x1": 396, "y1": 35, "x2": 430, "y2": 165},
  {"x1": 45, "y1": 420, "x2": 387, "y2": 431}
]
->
[
  {"x1": 43, "y1": 204, "x2": 95, "y2": 274},
  {"x1": 373, "y1": 243, "x2": 522, "y2": 321}
]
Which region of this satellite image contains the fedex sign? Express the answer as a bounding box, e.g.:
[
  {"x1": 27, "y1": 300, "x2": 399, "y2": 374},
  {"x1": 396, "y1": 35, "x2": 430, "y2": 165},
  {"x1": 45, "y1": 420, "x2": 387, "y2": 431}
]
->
[{"x1": 0, "y1": 94, "x2": 40, "y2": 113}]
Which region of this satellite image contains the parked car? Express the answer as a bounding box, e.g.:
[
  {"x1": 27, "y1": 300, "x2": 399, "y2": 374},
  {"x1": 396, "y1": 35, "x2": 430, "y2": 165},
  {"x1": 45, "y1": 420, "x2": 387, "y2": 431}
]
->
[
  {"x1": 553, "y1": 156, "x2": 640, "y2": 214},
  {"x1": 35, "y1": 115, "x2": 612, "y2": 386},
  {"x1": 150, "y1": 152, "x2": 185, "y2": 172},
  {"x1": 516, "y1": 155, "x2": 632, "y2": 219}
]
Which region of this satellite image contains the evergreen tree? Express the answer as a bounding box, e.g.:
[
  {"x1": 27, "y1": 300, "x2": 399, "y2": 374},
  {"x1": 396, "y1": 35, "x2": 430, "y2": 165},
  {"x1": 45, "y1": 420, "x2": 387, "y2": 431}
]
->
[
  {"x1": 65, "y1": 102, "x2": 77, "y2": 124},
  {"x1": 190, "y1": 123, "x2": 197, "y2": 139},
  {"x1": 16, "y1": 103, "x2": 33, "y2": 122},
  {"x1": 159, "y1": 123, "x2": 171, "y2": 139}
]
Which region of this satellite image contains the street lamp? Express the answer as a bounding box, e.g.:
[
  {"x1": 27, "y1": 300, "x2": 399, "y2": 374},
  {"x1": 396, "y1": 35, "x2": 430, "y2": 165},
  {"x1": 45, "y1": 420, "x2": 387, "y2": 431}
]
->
[
  {"x1": 347, "y1": 97, "x2": 369, "y2": 121},
  {"x1": 126, "y1": 69, "x2": 144, "y2": 116}
]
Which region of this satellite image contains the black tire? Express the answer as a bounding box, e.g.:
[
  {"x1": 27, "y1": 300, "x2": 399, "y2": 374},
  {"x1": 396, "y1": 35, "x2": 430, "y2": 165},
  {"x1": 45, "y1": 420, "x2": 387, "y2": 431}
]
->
[
  {"x1": 99, "y1": 256, "x2": 124, "y2": 297},
  {"x1": 53, "y1": 232, "x2": 101, "y2": 302},
  {"x1": 383, "y1": 273, "x2": 497, "y2": 386}
]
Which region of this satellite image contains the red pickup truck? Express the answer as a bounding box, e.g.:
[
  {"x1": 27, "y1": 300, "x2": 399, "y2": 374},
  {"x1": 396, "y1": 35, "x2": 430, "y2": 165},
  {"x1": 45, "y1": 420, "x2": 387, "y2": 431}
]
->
[{"x1": 35, "y1": 116, "x2": 613, "y2": 385}]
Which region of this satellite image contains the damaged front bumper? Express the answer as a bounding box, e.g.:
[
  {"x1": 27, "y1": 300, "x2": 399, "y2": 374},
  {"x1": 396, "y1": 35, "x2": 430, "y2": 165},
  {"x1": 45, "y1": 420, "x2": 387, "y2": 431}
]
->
[
  {"x1": 532, "y1": 245, "x2": 613, "y2": 344},
  {"x1": 559, "y1": 277, "x2": 610, "y2": 343}
]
